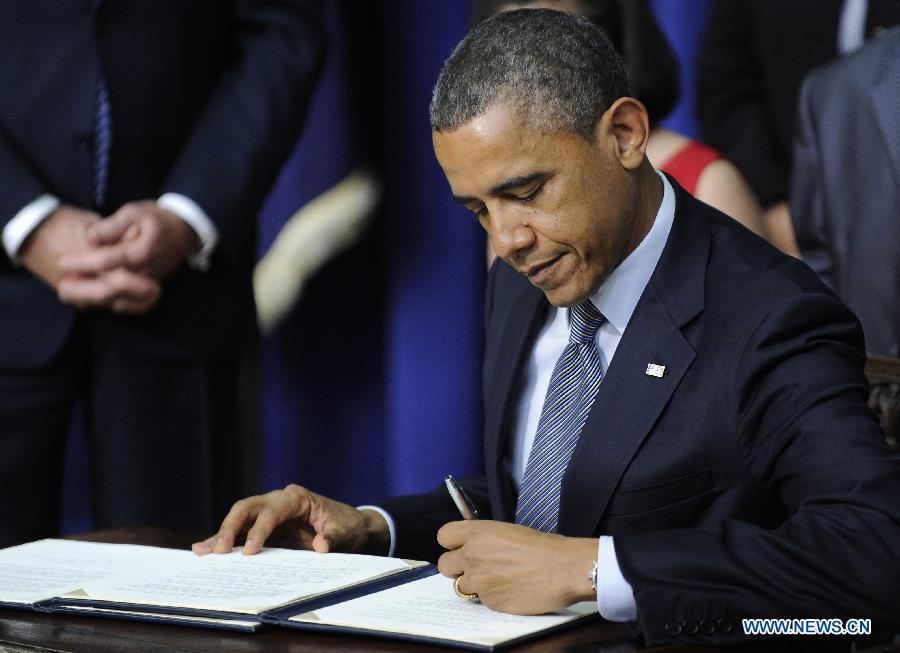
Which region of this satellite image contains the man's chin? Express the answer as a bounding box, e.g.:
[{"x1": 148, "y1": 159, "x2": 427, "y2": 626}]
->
[{"x1": 539, "y1": 284, "x2": 585, "y2": 308}]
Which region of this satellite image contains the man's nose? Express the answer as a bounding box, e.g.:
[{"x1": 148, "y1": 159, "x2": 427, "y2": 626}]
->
[{"x1": 488, "y1": 206, "x2": 535, "y2": 260}]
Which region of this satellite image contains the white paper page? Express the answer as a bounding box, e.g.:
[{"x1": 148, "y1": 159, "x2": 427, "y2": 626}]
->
[
  {"x1": 73, "y1": 548, "x2": 414, "y2": 615},
  {"x1": 291, "y1": 573, "x2": 597, "y2": 646},
  {"x1": 0, "y1": 539, "x2": 191, "y2": 605}
]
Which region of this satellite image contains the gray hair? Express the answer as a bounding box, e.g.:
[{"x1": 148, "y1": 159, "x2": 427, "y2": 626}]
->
[{"x1": 430, "y1": 8, "x2": 630, "y2": 137}]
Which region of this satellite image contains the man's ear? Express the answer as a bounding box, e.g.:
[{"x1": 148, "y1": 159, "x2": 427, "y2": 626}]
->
[{"x1": 594, "y1": 97, "x2": 650, "y2": 171}]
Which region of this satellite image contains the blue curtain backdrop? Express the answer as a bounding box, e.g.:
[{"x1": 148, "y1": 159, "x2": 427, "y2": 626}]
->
[
  {"x1": 254, "y1": 1, "x2": 484, "y2": 506},
  {"x1": 254, "y1": 1, "x2": 388, "y2": 504},
  {"x1": 60, "y1": 0, "x2": 712, "y2": 533}
]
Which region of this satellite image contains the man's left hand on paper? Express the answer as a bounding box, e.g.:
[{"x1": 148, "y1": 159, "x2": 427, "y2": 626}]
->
[
  {"x1": 192, "y1": 484, "x2": 392, "y2": 557},
  {"x1": 436, "y1": 520, "x2": 597, "y2": 614}
]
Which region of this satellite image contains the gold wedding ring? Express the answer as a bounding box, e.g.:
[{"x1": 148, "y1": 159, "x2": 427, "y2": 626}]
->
[{"x1": 453, "y1": 575, "x2": 479, "y2": 601}]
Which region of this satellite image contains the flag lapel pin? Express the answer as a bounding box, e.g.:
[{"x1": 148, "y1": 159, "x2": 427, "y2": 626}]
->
[{"x1": 645, "y1": 363, "x2": 666, "y2": 378}]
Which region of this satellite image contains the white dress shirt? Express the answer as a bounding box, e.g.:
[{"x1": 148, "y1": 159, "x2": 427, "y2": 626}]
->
[{"x1": 838, "y1": 0, "x2": 868, "y2": 54}]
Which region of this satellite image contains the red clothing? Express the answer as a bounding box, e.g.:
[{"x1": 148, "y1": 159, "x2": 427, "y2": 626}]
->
[{"x1": 659, "y1": 140, "x2": 722, "y2": 194}]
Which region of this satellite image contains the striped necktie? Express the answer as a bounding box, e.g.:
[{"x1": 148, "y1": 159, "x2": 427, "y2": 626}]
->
[
  {"x1": 515, "y1": 299, "x2": 606, "y2": 533},
  {"x1": 92, "y1": 76, "x2": 112, "y2": 209}
]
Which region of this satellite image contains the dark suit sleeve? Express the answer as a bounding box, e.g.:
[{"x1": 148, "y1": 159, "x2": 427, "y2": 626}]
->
[
  {"x1": 0, "y1": 128, "x2": 51, "y2": 241},
  {"x1": 695, "y1": 1, "x2": 786, "y2": 206},
  {"x1": 378, "y1": 476, "x2": 491, "y2": 563},
  {"x1": 615, "y1": 291, "x2": 900, "y2": 645},
  {"x1": 790, "y1": 73, "x2": 836, "y2": 289},
  {"x1": 159, "y1": 0, "x2": 325, "y2": 264}
]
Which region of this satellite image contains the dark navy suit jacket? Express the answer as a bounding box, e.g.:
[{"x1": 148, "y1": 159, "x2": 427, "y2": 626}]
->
[
  {"x1": 0, "y1": 1, "x2": 323, "y2": 368},
  {"x1": 381, "y1": 179, "x2": 900, "y2": 646}
]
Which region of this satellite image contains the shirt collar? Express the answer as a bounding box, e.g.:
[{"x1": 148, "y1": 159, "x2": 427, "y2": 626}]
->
[{"x1": 587, "y1": 171, "x2": 675, "y2": 335}]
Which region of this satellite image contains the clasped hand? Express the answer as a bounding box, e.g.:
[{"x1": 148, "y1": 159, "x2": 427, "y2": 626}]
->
[{"x1": 21, "y1": 201, "x2": 198, "y2": 314}]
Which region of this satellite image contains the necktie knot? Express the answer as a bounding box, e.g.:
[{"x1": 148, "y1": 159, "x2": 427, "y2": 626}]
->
[{"x1": 569, "y1": 299, "x2": 604, "y2": 344}]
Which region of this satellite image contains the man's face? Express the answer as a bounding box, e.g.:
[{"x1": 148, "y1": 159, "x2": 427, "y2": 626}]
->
[{"x1": 433, "y1": 102, "x2": 643, "y2": 307}]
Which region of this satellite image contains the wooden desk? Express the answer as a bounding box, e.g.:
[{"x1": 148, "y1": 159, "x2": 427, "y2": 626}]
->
[{"x1": 0, "y1": 527, "x2": 657, "y2": 653}]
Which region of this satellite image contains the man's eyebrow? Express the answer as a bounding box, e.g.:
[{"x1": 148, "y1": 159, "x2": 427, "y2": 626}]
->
[{"x1": 452, "y1": 173, "x2": 547, "y2": 206}]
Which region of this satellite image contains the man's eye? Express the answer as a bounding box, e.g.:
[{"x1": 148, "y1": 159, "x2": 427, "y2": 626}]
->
[
  {"x1": 473, "y1": 205, "x2": 488, "y2": 218},
  {"x1": 516, "y1": 185, "x2": 543, "y2": 202}
]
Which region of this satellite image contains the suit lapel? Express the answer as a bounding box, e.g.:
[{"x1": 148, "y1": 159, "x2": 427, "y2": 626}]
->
[
  {"x1": 483, "y1": 272, "x2": 548, "y2": 522},
  {"x1": 558, "y1": 179, "x2": 708, "y2": 536},
  {"x1": 558, "y1": 284, "x2": 696, "y2": 535}
]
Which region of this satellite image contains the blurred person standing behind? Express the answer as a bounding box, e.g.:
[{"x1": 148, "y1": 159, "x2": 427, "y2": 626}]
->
[
  {"x1": 791, "y1": 26, "x2": 900, "y2": 358},
  {"x1": 0, "y1": 1, "x2": 324, "y2": 547},
  {"x1": 696, "y1": 0, "x2": 900, "y2": 256},
  {"x1": 473, "y1": 0, "x2": 767, "y2": 239}
]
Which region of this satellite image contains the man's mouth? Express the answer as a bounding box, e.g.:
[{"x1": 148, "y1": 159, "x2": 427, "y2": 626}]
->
[{"x1": 522, "y1": 254, "x2": 563, "y2": 286}]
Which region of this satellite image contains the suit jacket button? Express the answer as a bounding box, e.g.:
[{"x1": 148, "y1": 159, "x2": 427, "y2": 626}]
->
[
  {"x1": 716, "y1": 618, "x2": 733, "y2": 633},
  {"x1": 682, "y1": 618, "x2": 699, "y2": 635},
  {"x1": 700, "y1": 618, "x2": 716, "y2": 634},
  {"x1": 665, "y1": 620, "x2": 683, "y2": 636}
]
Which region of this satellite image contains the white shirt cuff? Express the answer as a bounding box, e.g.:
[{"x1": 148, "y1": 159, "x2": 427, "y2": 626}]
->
[
  {"x1": 596, "y1": 535, "x2": 637, "y2": 621},
  {"x1": 157, "y1": 193, "x2": 218, "y2": 271},
  {"x1": 3, "y1": 194, "x2": 61, "y2": 262},
  {"x1": 356, "y1": 505, "x2": 396, "y2": 558}
]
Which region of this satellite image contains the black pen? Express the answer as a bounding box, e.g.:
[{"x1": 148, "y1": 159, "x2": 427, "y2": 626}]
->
[{"x1": 445, "y1": 475, "x2": 479, "y2": 520}]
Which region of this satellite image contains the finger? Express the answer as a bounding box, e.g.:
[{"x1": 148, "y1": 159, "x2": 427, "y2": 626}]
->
[
  {"x1": 245, "y1": 485, "x2": 319, "y2": 553},
  {"x1": 58, "y1": 269, "x2": 159, "y2": 309},
  {"x1": 63, "y1": 232, "x2": 156, "y2": 275},
  {"x1": 243, "y1": 504, "x2": 292, "y2": 555},
  {"x1": 123, "y1": 222, "x2": 142, "y2": 241},
  {"x1": 214, "y1": 497, "x2": 264, "y2": 554},
  {"x1": 96, "y1": 268, "x2": 159, "y2": 307},
  {"x1": 437, "y1": 550, "x2": 465, "y2": 577},
  {"x1": 192, "y1": 535, "x2": 217, "y2": 556},
  {"x1": 436, "y1": 520, "x2": 473, "y2": 551},
  {"x1": 59, "y1": 246, "x2": 131, "y2": 276},
  {"x1": 455, "y1": 574, "x2": 476, "y2": 597},
  {"x1": 311, "y1": 530, "x2": 333, "y2": 553},
  {"x1": 88, "y1": 209, "x2": 141, "y2": 245},
  {"x1": 119, "y1": 224, "x2": 157, "y2": 270},
  {"x1": 57, "y1": 276, "x2": 114, "y2": 308}
]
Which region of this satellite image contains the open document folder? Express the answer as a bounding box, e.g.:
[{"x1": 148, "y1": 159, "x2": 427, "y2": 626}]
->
[{"x1": 1, "y1": 539, "x2": 598, "y2": 650}]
